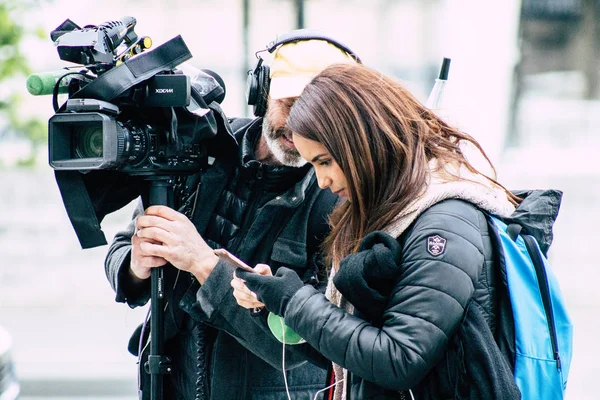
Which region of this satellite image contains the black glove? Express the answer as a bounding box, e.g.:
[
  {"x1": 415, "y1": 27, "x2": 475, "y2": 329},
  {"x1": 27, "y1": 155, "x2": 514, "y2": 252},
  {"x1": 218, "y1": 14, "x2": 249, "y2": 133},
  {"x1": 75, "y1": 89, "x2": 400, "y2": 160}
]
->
[
  {"x1": 356, "y1": 231, "x2": 402, "y2": 287},
  {"x1": 334, "y1": 231, "x2": 402, "y2": 322},
  {"x1": 236, "y1": 267, "x2": 305, "y2": 317}
]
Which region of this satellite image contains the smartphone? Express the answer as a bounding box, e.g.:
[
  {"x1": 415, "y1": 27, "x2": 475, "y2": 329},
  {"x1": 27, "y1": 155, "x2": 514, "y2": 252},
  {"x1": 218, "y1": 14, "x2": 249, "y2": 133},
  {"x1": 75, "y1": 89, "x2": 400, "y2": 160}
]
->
[{"x1": 214, "y1": 249, "x2": 255, "y2": 273}]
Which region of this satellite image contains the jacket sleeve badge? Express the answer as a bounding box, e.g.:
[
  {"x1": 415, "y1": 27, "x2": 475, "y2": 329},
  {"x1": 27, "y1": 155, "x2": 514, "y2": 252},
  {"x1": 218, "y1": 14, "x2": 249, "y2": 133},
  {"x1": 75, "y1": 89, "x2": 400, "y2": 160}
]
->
[{"x1": 427, "y1": 235, "x2": 447, "y2": 256}]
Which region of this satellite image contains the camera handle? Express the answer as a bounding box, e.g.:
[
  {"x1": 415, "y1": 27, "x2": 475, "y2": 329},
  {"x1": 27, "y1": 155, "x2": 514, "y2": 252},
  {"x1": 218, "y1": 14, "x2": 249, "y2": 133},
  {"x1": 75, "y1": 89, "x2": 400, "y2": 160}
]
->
[{"x1": 146, "y1": 176, "x2": 175, "y2": 400}]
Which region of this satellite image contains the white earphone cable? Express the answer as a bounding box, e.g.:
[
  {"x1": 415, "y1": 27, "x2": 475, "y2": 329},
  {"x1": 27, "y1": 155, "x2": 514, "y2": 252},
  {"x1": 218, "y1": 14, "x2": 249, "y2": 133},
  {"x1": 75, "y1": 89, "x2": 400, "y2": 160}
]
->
[
  {"x1": 280, "y1": 317, "x2": 351, "y2": 400},
  {"x1": 312, "y1": 378, "x2": 345, "y2": 400},
  {"x1": 281, "y1": 317, "x2": 292, "y2": 400}
]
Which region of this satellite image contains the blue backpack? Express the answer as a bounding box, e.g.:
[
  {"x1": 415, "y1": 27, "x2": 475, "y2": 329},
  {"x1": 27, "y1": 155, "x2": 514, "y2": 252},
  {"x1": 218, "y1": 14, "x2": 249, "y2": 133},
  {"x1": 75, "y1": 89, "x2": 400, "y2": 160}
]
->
[{"x1": 487, "y1": 210, "x2": 573, "y2": 400}]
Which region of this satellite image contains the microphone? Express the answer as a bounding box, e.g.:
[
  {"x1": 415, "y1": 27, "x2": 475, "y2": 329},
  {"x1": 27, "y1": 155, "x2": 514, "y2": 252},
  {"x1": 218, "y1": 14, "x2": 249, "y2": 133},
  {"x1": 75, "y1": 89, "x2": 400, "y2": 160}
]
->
[{"x1": 26, "y1": 70, "x2": 78, "y2": 96}]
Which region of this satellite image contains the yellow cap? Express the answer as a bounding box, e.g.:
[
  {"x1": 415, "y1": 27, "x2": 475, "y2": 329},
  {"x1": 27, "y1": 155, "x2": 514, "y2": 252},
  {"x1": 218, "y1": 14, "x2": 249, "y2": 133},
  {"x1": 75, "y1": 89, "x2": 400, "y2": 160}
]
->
[{"x1": 269, "y1": 39, "x2": 357, "y2": 100}]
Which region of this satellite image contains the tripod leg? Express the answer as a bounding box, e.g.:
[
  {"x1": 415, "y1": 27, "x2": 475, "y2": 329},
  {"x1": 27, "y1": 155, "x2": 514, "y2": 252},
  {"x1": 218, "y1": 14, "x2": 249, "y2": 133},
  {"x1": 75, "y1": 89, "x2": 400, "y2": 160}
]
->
[{"x1": 146, "y1": 176, "x2": 174, "y2": 400}]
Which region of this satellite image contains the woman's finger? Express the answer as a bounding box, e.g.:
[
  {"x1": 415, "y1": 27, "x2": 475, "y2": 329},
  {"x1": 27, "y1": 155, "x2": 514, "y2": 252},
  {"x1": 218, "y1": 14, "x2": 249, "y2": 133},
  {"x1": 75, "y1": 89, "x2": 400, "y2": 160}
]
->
[
  {"x1": 254, "y1": 263, "x2": 273, "y2": 276},
  {"x1": 231, "y1": 284, "x2": 264, "y2": 309},
  {"x1": 231, "y1": 277, "x2": 258, "y2": 298}
]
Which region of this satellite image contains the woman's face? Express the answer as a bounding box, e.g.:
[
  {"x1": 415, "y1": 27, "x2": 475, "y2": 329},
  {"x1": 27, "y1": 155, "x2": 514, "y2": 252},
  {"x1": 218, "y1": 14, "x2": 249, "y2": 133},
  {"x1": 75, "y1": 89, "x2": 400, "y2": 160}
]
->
[{"x1": 292, "y1": 133, "x2": 349, "y2": 199}]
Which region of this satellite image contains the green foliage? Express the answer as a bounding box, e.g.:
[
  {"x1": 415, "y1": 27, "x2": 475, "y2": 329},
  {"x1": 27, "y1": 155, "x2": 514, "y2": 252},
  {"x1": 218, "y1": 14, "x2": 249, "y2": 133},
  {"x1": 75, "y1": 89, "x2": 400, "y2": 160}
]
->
[
  {"x1": 0, "y1": 0, "x2": 48, "y2": 166},
  {"x1": 7, "y1": 91, "x2": 47, "y2": 144},
  {"x1": 0, "y1": 2, "x2": 32, "y2": 81}
]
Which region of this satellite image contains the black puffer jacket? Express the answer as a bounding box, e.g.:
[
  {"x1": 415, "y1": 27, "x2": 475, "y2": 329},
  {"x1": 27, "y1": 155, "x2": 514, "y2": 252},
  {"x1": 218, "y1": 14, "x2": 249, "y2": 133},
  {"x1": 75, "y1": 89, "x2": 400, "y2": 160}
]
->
[
  {"x1": 105, "y1": 118, "x2": 338, "y2": 400},
  {"x1": 282, "y1": 199, "x2": 512, "y2": 399}
]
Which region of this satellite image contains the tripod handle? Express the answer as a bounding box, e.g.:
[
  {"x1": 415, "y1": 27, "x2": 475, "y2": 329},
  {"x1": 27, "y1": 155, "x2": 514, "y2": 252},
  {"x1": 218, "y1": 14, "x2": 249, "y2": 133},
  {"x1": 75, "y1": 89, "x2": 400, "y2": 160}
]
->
[{"x1": 146, "y1": 176, "x2": 175, "y2": 400}]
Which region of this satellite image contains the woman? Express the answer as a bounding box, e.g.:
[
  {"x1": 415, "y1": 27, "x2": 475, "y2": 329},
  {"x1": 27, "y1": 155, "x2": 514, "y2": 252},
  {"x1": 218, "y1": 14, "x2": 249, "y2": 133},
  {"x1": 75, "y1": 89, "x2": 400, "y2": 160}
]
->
[{"x1": 231, "y1": 63, "x2": 523, "y2": 399}]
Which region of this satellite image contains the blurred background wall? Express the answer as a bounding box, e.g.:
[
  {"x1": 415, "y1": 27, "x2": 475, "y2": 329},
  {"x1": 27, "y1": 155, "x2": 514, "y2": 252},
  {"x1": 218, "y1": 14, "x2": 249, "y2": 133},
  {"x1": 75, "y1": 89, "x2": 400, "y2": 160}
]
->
[{"x1": 0, "y1": 0, "x2": 598, "y2": 399}]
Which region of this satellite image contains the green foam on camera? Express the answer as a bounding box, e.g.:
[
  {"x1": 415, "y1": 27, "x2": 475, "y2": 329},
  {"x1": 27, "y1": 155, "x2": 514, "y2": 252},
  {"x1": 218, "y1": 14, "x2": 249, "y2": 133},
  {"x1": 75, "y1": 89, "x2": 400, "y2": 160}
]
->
[
  {"x1": 267, "y1": 312, "x2": 306, "y2": 345},
  {"x1": 26, "y1": 72, "x2": 71, "y2": 96}
]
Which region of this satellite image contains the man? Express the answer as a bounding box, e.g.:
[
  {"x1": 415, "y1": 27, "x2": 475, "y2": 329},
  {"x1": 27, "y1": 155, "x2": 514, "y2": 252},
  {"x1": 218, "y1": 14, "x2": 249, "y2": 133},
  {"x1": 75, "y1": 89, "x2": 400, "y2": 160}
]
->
[{"x1": 104, "y1": 31, "x2": 360, "y2": 399}]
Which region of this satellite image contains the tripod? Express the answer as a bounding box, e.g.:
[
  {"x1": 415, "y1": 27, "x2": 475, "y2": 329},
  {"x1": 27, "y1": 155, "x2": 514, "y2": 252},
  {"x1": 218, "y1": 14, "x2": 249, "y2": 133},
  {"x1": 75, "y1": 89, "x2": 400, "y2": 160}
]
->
[{"x1": 145, "y1": 175, "x2": 175, "y2": 400}]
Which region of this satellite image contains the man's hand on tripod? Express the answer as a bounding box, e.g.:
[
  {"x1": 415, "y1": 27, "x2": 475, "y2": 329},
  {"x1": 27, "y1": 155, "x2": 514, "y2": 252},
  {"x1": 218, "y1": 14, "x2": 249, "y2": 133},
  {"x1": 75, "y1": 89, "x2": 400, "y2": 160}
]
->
[
  {"x1": 131, "y1": 231, "x2": 167, "y2": 280},
  {"x1": 134, "y1": 205, "x2": 219, "y2": 284}
]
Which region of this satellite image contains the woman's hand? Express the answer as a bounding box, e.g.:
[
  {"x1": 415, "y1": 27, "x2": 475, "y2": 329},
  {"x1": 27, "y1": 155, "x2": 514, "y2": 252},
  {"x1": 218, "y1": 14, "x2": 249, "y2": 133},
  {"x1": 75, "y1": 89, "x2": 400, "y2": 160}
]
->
[
  {"x1": 232, "y1": 266, "x2": 306, "y2": 317},
  {"x1": 232, "y1": 264, "x2": 272, "y2": 309}
]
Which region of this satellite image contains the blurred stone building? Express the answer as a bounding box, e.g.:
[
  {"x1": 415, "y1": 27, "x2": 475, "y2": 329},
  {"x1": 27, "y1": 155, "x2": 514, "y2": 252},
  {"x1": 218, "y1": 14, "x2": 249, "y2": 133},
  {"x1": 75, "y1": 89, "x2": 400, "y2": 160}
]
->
[
  {"x1": 508, "y1": 0, "x2": 600, "y2": 146},
  {"x1": 2, "y1": 1, "x2": 599, "y2": 399}
]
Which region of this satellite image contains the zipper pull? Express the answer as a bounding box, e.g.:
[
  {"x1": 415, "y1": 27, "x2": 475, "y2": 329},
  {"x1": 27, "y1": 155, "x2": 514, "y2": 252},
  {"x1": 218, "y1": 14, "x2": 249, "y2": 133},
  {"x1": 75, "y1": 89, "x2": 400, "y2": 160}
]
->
[{"x1": 256, "y1": 164, "x2": 263, "y2": 180}]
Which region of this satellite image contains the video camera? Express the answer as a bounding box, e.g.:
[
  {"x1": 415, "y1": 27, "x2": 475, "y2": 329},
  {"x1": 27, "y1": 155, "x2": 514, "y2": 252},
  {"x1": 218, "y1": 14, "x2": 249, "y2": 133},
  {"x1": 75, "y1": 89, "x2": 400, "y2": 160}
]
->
[
  {"x1": 34, "y1": 16, "x2": 226, "y2": 175},
  {"x1": 31, "y1": 18, "x2": 240, "y2": 397},
  {"x1": 30, "y1": 17, "x2": 236, "y2": 248}
]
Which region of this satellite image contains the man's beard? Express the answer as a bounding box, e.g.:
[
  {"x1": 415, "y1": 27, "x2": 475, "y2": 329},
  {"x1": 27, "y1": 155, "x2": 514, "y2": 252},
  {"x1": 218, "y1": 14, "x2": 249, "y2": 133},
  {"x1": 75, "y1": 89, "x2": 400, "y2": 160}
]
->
[{"x1": 261, "y1": 121, "x2": 307, "y2": 167}]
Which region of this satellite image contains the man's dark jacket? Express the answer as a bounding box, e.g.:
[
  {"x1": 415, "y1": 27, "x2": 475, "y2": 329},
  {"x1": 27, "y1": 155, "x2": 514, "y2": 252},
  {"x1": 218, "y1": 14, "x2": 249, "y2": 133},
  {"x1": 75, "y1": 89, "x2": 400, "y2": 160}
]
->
[{"x1": 104, "y1": 117, "x2": 337, "y2": 399}]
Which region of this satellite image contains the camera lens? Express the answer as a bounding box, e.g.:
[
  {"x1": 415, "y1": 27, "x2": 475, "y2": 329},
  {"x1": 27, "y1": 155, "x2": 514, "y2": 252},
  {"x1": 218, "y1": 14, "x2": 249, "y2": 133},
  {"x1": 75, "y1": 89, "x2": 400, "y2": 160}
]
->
[{"x1": 73, "y1": 126, "x2": 103, "y2": 158}]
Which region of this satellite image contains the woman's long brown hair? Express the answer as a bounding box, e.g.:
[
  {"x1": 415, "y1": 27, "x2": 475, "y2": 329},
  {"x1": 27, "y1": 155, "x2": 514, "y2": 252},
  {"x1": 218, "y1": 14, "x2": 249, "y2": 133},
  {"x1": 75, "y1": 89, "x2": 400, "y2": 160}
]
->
[{"x1": 287, "y1": 63, "x2": 519, "y2": 267}]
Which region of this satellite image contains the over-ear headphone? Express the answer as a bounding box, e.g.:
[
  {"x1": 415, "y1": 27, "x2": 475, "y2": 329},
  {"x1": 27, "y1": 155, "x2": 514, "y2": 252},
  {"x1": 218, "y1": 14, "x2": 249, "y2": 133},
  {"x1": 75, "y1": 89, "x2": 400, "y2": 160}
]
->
[{"x1": 246, "y1": 29, "x2": 362, "y2": 117}]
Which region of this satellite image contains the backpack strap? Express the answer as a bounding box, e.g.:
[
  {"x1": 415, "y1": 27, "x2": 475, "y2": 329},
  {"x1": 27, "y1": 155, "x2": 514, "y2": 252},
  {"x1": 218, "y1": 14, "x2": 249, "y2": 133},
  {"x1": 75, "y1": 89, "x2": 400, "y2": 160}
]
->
[
  {"x1": 520, "y1": 231, "x2": 562, "y2": 371},
  {"x1": 507, "y1": 222, "x2": 562, "y2": 371},
  {"x1": 486, "y1": 217, "x2": 516, "y2": 370}
]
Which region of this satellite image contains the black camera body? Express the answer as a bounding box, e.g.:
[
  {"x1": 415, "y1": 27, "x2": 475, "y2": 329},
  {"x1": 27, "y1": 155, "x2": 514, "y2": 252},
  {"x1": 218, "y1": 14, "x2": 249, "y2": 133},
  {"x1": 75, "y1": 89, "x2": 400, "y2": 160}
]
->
[
  {"x1": 46, "y1": 16, "x2": 221, "y2": 176},
  {"x1": 48, "y1": 73, "x2": 204, "y2": 175},
  {"x1": 40, "y1": 17, "x2": 232, "y2": 249}
]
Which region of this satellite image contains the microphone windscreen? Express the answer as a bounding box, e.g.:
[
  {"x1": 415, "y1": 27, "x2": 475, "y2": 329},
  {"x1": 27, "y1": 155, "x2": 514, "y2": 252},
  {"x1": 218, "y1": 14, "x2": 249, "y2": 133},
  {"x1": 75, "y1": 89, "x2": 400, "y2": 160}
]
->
[{"x1": 26, "y1": 70, "x2": 73, "y2": 96}]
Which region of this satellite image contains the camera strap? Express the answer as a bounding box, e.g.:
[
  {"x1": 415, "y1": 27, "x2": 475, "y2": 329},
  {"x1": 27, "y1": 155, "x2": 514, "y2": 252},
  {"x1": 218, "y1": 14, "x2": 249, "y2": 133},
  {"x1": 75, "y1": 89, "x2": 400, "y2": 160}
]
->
[
  {"x1": 72, "y1": 35, "x2": 193, "y2": 102},
  {"x1": 55, "y1": 169, "x2": 147, "y2": 249},
  {"x1": 54, "y1": 170, "x2": 108, "y2": 247}
]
